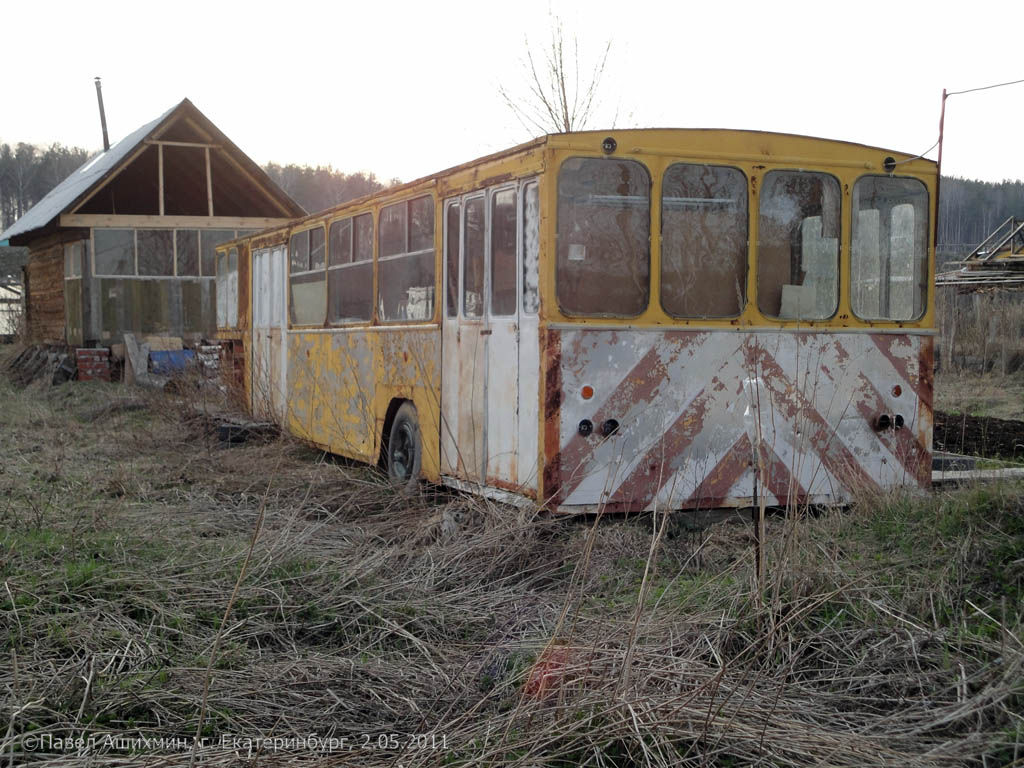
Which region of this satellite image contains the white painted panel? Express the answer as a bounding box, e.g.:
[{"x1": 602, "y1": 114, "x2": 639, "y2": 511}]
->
[{"x1": 517, "y1": 180, "x2": 540, "y2": 492}]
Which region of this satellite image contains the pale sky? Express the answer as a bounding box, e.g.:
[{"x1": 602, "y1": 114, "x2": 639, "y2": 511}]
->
[{"x1": 2, "y1": 0, "x2": 1022, "y2": 185}]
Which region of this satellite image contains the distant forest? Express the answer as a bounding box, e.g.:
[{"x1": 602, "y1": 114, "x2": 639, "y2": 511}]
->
[
  {"x1": 262, "y1": 162, "x2": 399, "y2": 216},
  {"x1": 1, "y1": 139, "x2": 1022, "y2": 254},
  {"x1": 937, "y1": 177, "x2": 1024, "y2": 250},
  {"x1": 0, "y1": 143, "x2": 91, "y2": 232}
]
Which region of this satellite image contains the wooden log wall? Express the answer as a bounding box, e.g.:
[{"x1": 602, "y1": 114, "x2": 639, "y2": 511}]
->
[{"x1": 24, "y1": 243, "x2": 65, "y2": 345}]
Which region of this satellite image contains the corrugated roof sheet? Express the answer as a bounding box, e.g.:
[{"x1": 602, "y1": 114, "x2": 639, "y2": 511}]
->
[{"x1": 0, "y1": 101, "x2": 179, "y2": 242}]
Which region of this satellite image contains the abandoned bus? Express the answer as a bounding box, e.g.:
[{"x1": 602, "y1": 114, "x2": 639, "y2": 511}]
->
[{"x1": 215, "y1": 129, "x2": 936, "y2": 512}]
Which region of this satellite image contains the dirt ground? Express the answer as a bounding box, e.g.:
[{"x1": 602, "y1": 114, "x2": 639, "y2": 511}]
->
[
  {"x1": 935, "y1": 371, "x2": 1024, "y2": 458},
  {"x1": 934, "y1": 411, "x2": 1024, "y2": 459}
]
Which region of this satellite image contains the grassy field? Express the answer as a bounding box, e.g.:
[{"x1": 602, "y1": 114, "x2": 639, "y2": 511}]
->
[{"x1": 1, "y1": 350, "x2": 1022, "y2": 766}]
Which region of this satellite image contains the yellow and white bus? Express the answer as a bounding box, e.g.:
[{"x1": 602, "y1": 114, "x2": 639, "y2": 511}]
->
[{"x1": 216, "y1": 129, "x2": 936, "y2": 512}]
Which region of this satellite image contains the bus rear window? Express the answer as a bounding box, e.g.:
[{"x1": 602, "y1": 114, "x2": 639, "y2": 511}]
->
[
  {"x1": 556, "y1": 158, "x2": 650, "y2": 316},
  {"x1": 851, "y1": 176, "x2": 928, "y2": 321},
  {"x1": 661, "y1": 164, "x2": 747, "y2": 318},
  {"x1": 757, "y1": 171, "x2": 840, "y2": 320}
]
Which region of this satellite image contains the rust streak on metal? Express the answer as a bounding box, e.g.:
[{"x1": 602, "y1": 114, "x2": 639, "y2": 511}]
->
[
  {"x1": 684, "y1": 433, "x2": 753, "y2": 508},
  {"x1": 869, "y1": 334, "x2": 928, "y2": 404},
  {"x1": 917, "y1": 336, "x2": 935, "y2": 409},
  {"x1": 555, "y1": 331, "x2": 708, "y2": 501},
  {"x1": 556, "y1": 344, "x2": 667, "y2": 497},
  {"x1": 745, "y1": 342, "x2": 882, "y2": 494},
  {"x1": 855, "y1": 373, "x2": 932, "y2": 488},
  {"x1": 609, "y1": 386, "x2": 713, "y2": 508},
  {"x1": 541, "y1": 329, "x2": 563, "y2": 505},
  {"x1": 487, "y1": 476, "x2": 533, "y2": 496},
  {"x1": 758, "y1": 440, "x2": 810, "y2": 505}
]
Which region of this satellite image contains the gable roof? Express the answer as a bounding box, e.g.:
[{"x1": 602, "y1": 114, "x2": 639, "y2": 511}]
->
[{"x1": 1, "y1": 98, "x2": 305, "y2": 243}]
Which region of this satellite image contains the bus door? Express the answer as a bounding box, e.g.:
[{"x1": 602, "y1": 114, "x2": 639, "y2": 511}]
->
[
  {"x1": 485, "y1": 186, "x2": 520, "y2": 486},
  {"x1": 441, "y1": 194, "x2": 486, "y2": 481},
  {"x1": 251, "y1": 245, "x2": 287, "y2": 422},
  {"x1": 441, "y1": 186, "x2": 522, "y2": 488}
]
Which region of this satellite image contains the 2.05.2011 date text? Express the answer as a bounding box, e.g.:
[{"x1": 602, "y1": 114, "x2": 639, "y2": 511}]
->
[{"x1": 362, "y1": 733, "x2": 449, "y2": 751}]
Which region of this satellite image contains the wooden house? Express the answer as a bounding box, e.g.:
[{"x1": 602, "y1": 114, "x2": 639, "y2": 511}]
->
[{"x1": 0, "y1": 99, "x2": 304, "y2": 346}]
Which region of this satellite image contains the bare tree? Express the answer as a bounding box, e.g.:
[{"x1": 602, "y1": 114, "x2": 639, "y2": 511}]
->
[{"x1": 499, "y1": 15, "x2": 613, "y2": 136}]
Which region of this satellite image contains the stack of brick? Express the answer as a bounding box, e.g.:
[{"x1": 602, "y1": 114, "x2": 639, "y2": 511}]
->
[
  {"x1": 76, "y1": 348, "x2": 111, "y2": 382},
  {"x1": 197, "y1": 345, "x2": 221, "y2": 377}
]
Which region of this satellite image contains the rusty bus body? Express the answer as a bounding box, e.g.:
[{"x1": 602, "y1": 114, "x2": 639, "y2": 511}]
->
[{"x1": 217, "y1": 129, "x2": 936, "y2": 512}]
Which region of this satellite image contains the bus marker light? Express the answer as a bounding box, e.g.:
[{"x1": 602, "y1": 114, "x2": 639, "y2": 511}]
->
[
  {"x1": 892, "y1": 385, "x2": 902, "y2": 397},
  {"x1": 581, "y1": 385, "x2": 594, "y2": 400}
]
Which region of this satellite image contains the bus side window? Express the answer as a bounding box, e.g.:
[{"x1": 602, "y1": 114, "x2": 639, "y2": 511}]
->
[
  {"x1": 463, "y1": 197, "x2": 485, "y2": 317},
  {"x1": 445, "y1": 201, "x2": 460, "y2": 317},
  {"x1": 491, "y1": 188, "x2": 517, "y2": 316},
  {"x1": 756, "y1": 171, "x2": 840, "y2": 320},
  {"x1": 661, "y1": 164, "x2": 747, "y2": 318},
  {"x1": 522, "y1": 181, "x2": 540, "y2": 315},
  {"x1": 328, "y1": 215, "x2": 373, "y2": 323},
  {"x1": 556, "y1": 157, "x2": 650, "y2": 317},
  {"x1": 289, "y1": 227, "x2": 327, "y2": 326},
  {"x1": 378, "y1": 196, "x2": 435, "y2": 322},
  {"x1": 851, "y1": 176, "x2": 928, "y2": 321}
]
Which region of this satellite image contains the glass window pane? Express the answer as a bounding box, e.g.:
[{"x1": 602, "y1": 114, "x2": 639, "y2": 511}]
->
[
  {"x1": 177, "y1": 230, "x2": 199, "y2": 276},
  {"x1": 216, "y1": 249, "x2": 228, "y2": 327},
  {"x1": 63, "y1": 242, "x2": 83, "y2": 278},
  {"x1": 661, "y1": 164, "x2": 747, "y2": 317},
  {"x1": 310, "y1": 226, "x2": 326, "y2": 270},
  {"x1": 201, "y1": 230, "x2": 234, "y2": 277},
  {"x1": 851, "y1": 176, "x2": 928, "y2": 321},
  {"x1": 446, "y1": 202, "x2": 460, "y2": 317},
  {"x1": 329, "y1": 262, "x2": 373, "y2": 323},
  {"x1": 329, "y1": 218, "x2": 352, "y2": 266},
  {"x1": 463, "y1": 197, "x2": 485, "y2": 317},
  {"x1": 491, "y1": 189, "x2": 517, "y2": 316},
  {"x1": 354, "y1": 213, "x2": 373, "y2": 262},
  {"x1": 380, "y1": 202, "x2": 406, "y2": 258},
  {"x1": 290, "y1": 231, "x2": 310, "y2": 273},
  {"x1": 137, "y1": 230, "x2": 174, "y2": 276},
  {"x1": 556, "y1": 157, "x2": 650, "y2": 316},
  {"x1": 523, "y1": 182, "x2": 540, "y2": 315},
  {"x1": 290, "y1": 271, "x2": 326, "y2": 325},
  {"x1": 379, "y1": 252, "x2": 434, "y2": 321},
  {"x1": 409, "y1": 196, "x2": 434, "y2": 252},
  {"x1": 94, "y1": 229, "x2": 134, "y2": 276},
  {"x1": 228, "y1": 247, "x2": 239, "y2": 325},
  {"x1": 756, "y1": 171, "x2": 840, "y2": 320}
]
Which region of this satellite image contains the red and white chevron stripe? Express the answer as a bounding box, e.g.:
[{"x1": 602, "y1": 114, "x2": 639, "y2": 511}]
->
[{"x1": 543, "y1": 329, "x2": 933, "y2": 512}]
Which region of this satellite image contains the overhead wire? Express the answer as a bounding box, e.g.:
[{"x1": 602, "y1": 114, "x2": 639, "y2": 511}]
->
[{"x1": 890, "y1": 77, "x2": 1024, "y2": 172}]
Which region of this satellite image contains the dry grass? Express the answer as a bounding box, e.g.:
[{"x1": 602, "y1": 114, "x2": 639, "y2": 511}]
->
[
  {"x1": 1, "y1": 346, "x2": 1022, "y2": 766},
  {"x1": 937, "y1": 289, "x2": 1024, "y2": 378},
  {"x1": 936, "y1": 370, "x2": 1024, "y2": 422}
]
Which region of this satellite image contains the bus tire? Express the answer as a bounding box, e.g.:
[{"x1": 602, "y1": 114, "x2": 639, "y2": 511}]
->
[{"x1": 387, "y1": 402, "x2": 421, "y2": 491}]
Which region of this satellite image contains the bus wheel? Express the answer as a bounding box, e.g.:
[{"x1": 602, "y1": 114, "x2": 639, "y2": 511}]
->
[{"x1": 387, "y1": 402, "x2": 421, "y2": 489}]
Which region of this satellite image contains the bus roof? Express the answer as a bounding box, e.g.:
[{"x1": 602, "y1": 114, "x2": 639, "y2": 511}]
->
[{"x1": 216, "y1": 128, "x2": 937, "y2": 251}]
